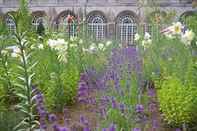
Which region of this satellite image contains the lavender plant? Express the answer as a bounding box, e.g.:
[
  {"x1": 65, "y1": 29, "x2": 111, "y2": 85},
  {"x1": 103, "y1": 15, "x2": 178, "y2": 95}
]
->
[{"x1": 82, "y1": 46, "x2": 148, "y2": 130}]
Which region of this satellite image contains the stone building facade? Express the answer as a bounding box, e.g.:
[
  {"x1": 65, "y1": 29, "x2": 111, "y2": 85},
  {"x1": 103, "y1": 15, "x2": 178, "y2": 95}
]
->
[{"x1": 0, "y1": 0, "x2": 196, "y2": 43}]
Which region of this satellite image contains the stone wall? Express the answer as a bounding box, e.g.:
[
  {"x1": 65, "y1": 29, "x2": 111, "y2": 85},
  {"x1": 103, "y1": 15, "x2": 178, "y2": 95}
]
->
[{"x1": 0, "y1": 0, "x2": 195, "y2": 23}]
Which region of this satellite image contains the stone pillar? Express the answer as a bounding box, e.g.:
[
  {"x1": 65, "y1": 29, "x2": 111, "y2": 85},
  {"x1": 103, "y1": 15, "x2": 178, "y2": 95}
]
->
[{"x1": 108, "y1": 22, "x2": 116, "y2": 39}]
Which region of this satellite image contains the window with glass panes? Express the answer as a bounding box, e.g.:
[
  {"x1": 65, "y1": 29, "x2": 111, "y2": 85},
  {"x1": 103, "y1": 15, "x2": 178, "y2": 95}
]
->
[
  {"x1": 6, "y1": 16, "x2": 16, "y2": 32},
  {"x1": 116, "y1": 15, "x2": 137, "y2": 44},
  {"x1": 87, "y1": 14, "x2": 106, "y2": 40}
]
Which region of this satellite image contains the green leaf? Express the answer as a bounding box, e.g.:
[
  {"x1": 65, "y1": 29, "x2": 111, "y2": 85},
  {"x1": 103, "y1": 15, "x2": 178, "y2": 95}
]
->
[
  {"x1": 28, "y1": 73, "x2": 35, "y2": 87},
  {"x1": 27, "y1": 61, "x2": 38, "y2": 72},
  {"x1": 16, "y1": 93, "x2": 28, "y2": 100},
  {"x1": 14, "y1": 119, "x2": 28, "y2": 131},
  {"x1": 14, "y1": 83, "x2": 25, "y2": 89},
  {"x1": 17, "y1": 65, "x2": 25, "y2": 72},
  {"x1": 18, "y1": 76, "x2": 26, "y2": 83}
]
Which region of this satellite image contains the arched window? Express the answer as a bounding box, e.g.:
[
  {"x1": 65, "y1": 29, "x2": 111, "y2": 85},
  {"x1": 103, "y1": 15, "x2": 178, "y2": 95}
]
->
[
  {"x1": 87, "y1": 12, "x2": 107, "y2": 40},
  {"x1": 32, "y1": 17, "x2": 47, "y2": 30},
  {"x1": 5, "y1": 16, "x2": 16, "y2": 32},
  {"x1": 116, "y1": 12, "x2": 137, "y2": 45}
]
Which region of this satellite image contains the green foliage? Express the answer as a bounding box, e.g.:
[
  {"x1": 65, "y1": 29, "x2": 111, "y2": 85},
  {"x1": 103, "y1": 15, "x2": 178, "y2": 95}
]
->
[
  {"x1": 45, "y1": 64, "x2": 80, "y2": 111},
  {"x1": 139, "y1": 34, "x2": 195, "y2": 87},
  {"x1": 0, "y1": 109, "x2": 23, "y2": 131},
  {"x1": 17, "y1": 0, "x2": 32, "y2": 33},
  {"x1": 61, "y1": 64, "x2": 80, "y2": 105},
  {"x1": 0, "y1": 51, "x2": 15, "y2": 107},
  {"x1": 182, "y1": 14, "x2": 197, "y2": 48},
  {"x1": 0, "y1": 20, "x2": 17, "y2": 108},
  {"x1": 13, "y1": 32, "x2": 39, "y2": 131},
  {"x1": 100, "y1": 108, "x2": 133, "y2": 130},
  {"x1": 158, "y1": 76, "x2": 197, "y2": 125}
]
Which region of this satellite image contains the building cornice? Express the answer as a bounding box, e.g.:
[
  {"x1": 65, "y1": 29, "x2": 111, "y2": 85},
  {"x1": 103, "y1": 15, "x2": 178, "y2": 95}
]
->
[{"x1": 0, "y1": 1, "x2": 193, "y2": 8}]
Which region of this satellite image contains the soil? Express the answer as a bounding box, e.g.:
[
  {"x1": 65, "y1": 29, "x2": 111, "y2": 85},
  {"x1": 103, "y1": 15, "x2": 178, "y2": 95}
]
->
[{"x1": 46, "y1": 87, "x2": 177, "y2": 131}]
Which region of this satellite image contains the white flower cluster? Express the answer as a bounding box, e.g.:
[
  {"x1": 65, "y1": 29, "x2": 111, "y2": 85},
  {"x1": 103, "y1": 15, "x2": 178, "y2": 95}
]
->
[
  {"x1": 48, "y1": 39, "x2": 68, "y2": 51},
  {"x1": 165, "y1": 22, "x2": 195, "y2": 46},
  {"x1": 47, "y1": 38, "x2": 68, "y2": 63},
  {"x1": 31, "y1": 44, "x2": 44, "y2": 50},
  {"x1": 5, "y1": 46, "x2": 20, "y2": 58},
  {"x1": 46, "y1": 38, "x2": 112, "y2": 62},
  {"x1": 135, "y1": 22, "x2": 195, "y2": 47},
  {"x1": 82, "y1": 41, "x2": 112, "y2": 53},
  {"x1": 135, "y1": 32, "x2": 152, "y2": 49},
  {"x1": 181, "y1": 30, "x2": 195, "y2": 46}
]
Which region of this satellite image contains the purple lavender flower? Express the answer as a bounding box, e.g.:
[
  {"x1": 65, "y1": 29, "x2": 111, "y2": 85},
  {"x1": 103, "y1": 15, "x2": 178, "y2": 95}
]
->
[
  {"x1": 109, "y1": 123, "x2": 116, "y2": 131},
  {"x1": 152, "y1": 119, "x2": 158, "y2": 129},
  {"x1": 79, "y1": 115, "x2": 91, "y2": 131},
  {"x1": 102, "y1": 128, "x2": 107, "y2": 131},
  {"x1": 80, "y1": 115, "x2": 86, "y2": 124},
  {"x1": 148, "y1": 102, "x2": 156, "y2": 112},
  {"x1": 78, "y1": 74, "x2": 89, "y2": 103},
  {"x1": 119, "y1": 103, "x2": 125, "y2": 113},
  {"x1": 33, "y1": 86, "x2": 48, "y2": 130},
  {"x1": 57, "y1": 126, "x2": 69, "y2": 131},
  {"x1": 148, "y1": 88, "x2": 156, "y2": 97},
  {"x1": 99, "y1": 107, "x2": 107, "y2": 119},
  {"x1": 80, "y1": 115, "x2": 89, "y2": 127},
  {"x1": 111, "y1": 97, "x2": 117, "y2": 109},
  {"x1": 175, "y1": 128, "x2": 181, "y2": 131},
  {"x1": 132, "y1": 128, "x2": 141, "y2": 131},
  {"x1": 48, "y1": 113, "x2": 57, "y2": 123},
  {"x1": 83, "y1": 127, "x2": 91, "y2": 131},
  {"x1": 135, "y1": 104, "x2": 144, "y2": 113}
]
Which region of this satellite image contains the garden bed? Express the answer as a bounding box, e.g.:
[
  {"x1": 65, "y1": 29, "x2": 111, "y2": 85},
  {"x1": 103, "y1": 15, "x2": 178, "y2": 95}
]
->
[{"x1": 0, "y1": 1, "x2": 197, "y2": 131}]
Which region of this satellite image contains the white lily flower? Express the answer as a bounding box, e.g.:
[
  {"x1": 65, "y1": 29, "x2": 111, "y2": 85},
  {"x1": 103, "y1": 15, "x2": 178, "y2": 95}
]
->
[
  {"x1": 57, "y1": 39, "x2": 65, "y2": 44},
  {"x1": 134, "y1": 33, "x2": 140, "y2": 41},
  {"x1": 82, "y1": 48, "x2": 89, "y2": 52},
  {"x1": 182, "y1": 30, "x2": 195, "y2": 42},
  {"x1": 144, "y1": 32, "x2": 151, "y2": 40},
  {"x1": 106, "y1": 41, "x2": 112, "y2": 46},
  {"x1": 7, "y1": 46, "x2": 20, "y2": 58},
  {"x1": 38, "y1": 44, "x2": 44, "y2": 49},
  {"x1": 172, "y1": 22, "x2": 183, "y2": 35},
  {"x1": 98, "y1": 43, "x2": 104, "y2": 50},
  {"x1": 48, "y1": 39, "x2": 56, "y2": 48},
  {"x1": 1, "y1": 50, "x2": 8, "y2": 55},
  {"x1": 79, "y1": 39, "x2": 83, "y2": 44},
  {"x1": 89, "y1": 43, "x2": 97, "y2": 53},
  {"x1": 90, "y1": 43, "x2": 96, "y2": 50},
  {"x1": 147, "y1": 39, "x2": 152, "y2": 44},
  {"x1": 70, "y1": 36, "x2": 77, "y2": 42},
  {"x1": 142, "y1": 39, "x2": 152, "y2": 49},
  {"x1": 7, "y1": 46, "x2": 20, "y2": 54},
  {"x1": 70, "y1": 44, "x2": 77, "y2": 47},
  {"x1": 11, "y1": 52, "x2": 18, "y2": 58}
]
